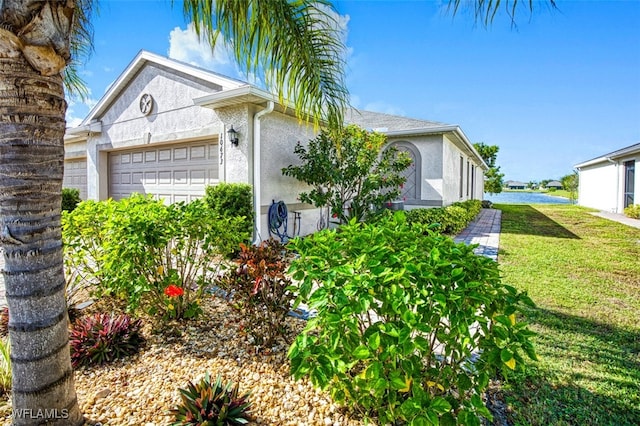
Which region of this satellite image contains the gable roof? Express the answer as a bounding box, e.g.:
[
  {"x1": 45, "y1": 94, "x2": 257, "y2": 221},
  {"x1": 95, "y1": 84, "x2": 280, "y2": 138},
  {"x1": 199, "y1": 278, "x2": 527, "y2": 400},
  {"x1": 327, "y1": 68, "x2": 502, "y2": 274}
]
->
[
  {"x1": 76, "y1": 50, "x2": 247, "y2": 128},
  {"x1": 345, "y1": 109, "x2": 488, "y2": 170},
  {"x1": 575, "y1": 142, "x2": 640, "y2": 168}
]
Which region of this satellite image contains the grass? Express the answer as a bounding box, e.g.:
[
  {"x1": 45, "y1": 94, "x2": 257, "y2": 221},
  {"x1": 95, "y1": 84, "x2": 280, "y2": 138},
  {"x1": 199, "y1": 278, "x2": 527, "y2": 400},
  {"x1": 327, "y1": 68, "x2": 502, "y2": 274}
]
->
[{"x1": 496, "y1": 204, "x2": 640, "y2": 425}]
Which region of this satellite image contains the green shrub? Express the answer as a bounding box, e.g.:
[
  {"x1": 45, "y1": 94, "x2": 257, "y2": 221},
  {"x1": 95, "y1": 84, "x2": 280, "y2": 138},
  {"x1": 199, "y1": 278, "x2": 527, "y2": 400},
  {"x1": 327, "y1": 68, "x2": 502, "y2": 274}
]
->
[
  {"x1": 63, "y1": 195, "x2": 250, "y2": 319},
  {"x1": 217, "y1": 240, "x2": 295, "y2": 347},
  {"x1": 63, "y1": 199, "x2": 116, "y2": 303},
  {"x1": 288, "y1": 212, "x2": 537, "y2": 425},
  {"x1": 62, "y1": 187, "x2": 81, "y2": 212},
  {"x1": 170, "y1": 373, "x2": 252, "y2": 426},
  {"x1": 406, "y1": 199, "x2": 481, "y2": 235},
  {"x1": 69, "y1": 313, "x2": 144, "y2": 368},
  {"x1": 623, "y1": 204, "x2": 640, "y2": 219},
  {"x1": 0, "y1": 338, "x2": 10, "y2": 397},
  {"x1": 205, "y1": 183, "x2": 254, "y2": 237}
]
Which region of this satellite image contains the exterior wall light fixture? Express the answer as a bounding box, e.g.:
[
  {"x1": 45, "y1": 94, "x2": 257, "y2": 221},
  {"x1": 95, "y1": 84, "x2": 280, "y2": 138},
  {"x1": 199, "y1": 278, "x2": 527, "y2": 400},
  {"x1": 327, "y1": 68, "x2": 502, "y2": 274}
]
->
[{"x1": 227, "y1": 126, "x2": 239, "y2": 146}]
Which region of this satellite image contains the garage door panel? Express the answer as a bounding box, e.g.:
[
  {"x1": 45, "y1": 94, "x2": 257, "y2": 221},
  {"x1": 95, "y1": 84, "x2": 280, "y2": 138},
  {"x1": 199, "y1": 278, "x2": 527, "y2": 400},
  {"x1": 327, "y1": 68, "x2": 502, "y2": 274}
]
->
[
  {"x1": 109, "y1": 140, "x2": 219, "y2": 204},
  {"x1": 63, "y1": 158, "x2": 88, "y2": 200}
]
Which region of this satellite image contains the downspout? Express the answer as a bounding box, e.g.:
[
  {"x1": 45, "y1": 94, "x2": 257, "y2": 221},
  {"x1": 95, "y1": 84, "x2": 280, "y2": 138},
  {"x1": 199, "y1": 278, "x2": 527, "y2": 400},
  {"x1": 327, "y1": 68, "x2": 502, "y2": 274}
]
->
[
  {"x1": 605, "y1": 157, "x2": 619, "y2": 213},
  {"x1": 252, "y1": 101, "x2": 275, "y2": 244}
]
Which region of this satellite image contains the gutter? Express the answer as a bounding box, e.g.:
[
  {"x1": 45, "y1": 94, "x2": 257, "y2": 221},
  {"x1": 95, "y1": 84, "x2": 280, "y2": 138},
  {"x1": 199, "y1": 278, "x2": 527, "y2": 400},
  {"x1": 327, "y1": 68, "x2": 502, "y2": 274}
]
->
[{"x1": 252, "y1": 101, "x2": 275, "y2": 244}]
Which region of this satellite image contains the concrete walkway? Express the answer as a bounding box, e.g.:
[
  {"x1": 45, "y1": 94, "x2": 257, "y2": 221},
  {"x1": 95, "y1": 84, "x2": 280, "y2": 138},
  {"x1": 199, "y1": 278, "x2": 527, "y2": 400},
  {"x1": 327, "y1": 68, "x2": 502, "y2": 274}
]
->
[
  {"x1": 591, "y1": 211, "x2": 640, "y2": 229},
  {"x1": 454, "y1": 208, "x2": 502, "y2": 261}
]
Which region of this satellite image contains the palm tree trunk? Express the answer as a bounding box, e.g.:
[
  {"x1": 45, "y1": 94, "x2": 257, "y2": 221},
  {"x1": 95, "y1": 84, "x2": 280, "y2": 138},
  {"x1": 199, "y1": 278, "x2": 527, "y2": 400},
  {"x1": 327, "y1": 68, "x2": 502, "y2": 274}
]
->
[{"x1": 0, "y1": 53, "x2": 82, "y2": 425}]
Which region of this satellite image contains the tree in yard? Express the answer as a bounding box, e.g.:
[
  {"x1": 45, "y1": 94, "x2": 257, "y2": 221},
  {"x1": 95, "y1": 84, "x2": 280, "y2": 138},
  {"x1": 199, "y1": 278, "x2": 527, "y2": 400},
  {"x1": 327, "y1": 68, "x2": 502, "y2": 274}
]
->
[
  {"x1": 560, "y1": 171, "x2": 579, "y2": 202},
  {"x1": 474, "y1": 142, "x2": 505, "y2": 194},
  {"x1": 282, "y1": 125, "x2": 412, "y2": 224}
]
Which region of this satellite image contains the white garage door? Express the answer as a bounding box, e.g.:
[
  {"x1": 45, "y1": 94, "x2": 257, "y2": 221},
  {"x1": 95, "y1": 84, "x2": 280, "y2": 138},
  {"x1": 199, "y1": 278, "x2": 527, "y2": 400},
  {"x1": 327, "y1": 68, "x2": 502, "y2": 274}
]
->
[
  {"x1": 109, "y1": 140, "x2": 219, "y2": 204},
  {"x1": 63, "y1": 158, "x2": 88, "y2": 200}
]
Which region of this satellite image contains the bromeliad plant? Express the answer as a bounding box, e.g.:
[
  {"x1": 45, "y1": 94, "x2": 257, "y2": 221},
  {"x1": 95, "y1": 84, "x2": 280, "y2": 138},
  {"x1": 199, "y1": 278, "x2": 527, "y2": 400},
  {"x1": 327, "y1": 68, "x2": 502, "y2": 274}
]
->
[
  {"x1": 217, "y1": 240, "x2": 295, "y2": 347},
  {"x1": 170, "y1": 373, "x2": 252, "y2": 426},
  {"x1": 69, "y1": 313, "x2": 144, "y2": 368},
  {"x1": 288, "y1": 212, "x2": 538, "y2": 425}
]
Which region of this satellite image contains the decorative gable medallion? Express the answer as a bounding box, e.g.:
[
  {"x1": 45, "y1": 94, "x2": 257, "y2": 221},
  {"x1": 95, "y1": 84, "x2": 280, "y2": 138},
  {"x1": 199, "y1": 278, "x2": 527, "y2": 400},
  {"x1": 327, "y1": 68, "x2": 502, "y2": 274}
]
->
[{"x1": 139, "y1": 93, "x2": 154, "y2": 116}]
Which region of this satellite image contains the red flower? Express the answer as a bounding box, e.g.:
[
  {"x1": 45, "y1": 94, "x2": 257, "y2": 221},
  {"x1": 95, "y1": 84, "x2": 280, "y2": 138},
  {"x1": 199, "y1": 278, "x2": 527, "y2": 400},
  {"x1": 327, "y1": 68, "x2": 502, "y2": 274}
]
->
[
  {"x1": 164, "y1": 284, "x2": 184, "y2": 298},
  {"x1": 332, "y1": 213, "x2": 338, "y2": 218}
]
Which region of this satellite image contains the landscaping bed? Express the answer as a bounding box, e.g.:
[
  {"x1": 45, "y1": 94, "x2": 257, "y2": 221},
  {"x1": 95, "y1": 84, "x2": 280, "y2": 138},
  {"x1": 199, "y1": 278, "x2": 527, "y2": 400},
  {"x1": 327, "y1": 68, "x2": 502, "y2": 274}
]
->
[{"x1": 1, "y1": 296, "x2": 361, "y2": 426}]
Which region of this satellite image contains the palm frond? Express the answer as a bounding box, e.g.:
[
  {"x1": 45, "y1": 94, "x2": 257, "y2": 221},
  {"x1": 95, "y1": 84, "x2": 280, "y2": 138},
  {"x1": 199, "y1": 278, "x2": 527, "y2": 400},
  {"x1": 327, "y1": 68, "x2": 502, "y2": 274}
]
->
[
  {"x1": 181, "y1": 0, "x2": 349, "y2": 129},
  {"x1": 63, "y1": 0, "x2": 97, "y2": 102},
  {"x1": 447, "y1": 0, "x2": 557, "y2": 27}
]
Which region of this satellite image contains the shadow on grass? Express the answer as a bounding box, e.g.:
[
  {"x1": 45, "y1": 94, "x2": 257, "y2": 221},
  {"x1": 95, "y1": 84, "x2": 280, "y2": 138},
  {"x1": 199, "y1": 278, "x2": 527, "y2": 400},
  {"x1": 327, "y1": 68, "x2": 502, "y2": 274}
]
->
[
  {"x1": 503, "y1": 306, "x2": 640, "y2": 425},
  {"x1": 496, "y1": 204, "x2": 580, "y2": 239}
]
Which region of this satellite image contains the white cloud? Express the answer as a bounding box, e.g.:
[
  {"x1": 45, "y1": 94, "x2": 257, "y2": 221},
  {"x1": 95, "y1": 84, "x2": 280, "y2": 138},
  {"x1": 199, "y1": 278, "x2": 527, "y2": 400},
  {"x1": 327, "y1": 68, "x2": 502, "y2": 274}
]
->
[
  {"x1": 65, "y1": 90, "x2": 99, "y2": 128},
  {"x1": 168, "y1": 23, "x2": 238, "y2": 77}
]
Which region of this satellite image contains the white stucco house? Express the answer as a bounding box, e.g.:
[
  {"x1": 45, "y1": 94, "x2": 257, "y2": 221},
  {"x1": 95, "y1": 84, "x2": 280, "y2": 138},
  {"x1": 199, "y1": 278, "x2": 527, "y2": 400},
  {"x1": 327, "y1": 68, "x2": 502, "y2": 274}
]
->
[
  {"x1": 63, "y1": 50, "x2": 486, "y2": 241},
  {"x1": 574, "y1": 143, "x2": 639, "y2": 213}
]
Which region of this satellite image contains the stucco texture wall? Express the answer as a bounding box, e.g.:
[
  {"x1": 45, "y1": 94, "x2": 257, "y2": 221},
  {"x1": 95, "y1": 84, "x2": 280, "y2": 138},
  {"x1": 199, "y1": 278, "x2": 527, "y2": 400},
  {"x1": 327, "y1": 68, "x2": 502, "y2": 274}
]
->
[
  {"x1": 81, "y1": 64, "x2": 228, "y2": 199},
  {"x1": 258, "y1": 111, "x2": 319, "y2": 239}
]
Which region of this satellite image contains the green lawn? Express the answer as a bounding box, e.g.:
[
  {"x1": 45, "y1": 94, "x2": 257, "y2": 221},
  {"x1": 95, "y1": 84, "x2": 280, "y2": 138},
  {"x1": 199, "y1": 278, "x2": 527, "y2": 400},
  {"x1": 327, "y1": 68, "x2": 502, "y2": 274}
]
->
[{"x1": 496, "y1": 204, "x2": 640, "y2": 425}]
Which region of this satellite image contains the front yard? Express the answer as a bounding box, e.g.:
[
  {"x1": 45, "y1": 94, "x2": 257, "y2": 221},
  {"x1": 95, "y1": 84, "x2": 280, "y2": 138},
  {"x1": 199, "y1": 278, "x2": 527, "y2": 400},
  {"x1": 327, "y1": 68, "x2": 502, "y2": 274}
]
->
[{"x1": 496, "y1": 204, "x2": 640, "y2": 425}]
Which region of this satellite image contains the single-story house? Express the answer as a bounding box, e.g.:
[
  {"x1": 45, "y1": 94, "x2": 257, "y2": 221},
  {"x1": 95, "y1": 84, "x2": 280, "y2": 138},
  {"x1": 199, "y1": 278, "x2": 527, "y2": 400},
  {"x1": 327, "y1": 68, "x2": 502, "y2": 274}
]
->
[
  {"x1": 574, "y1": 142, "x2": 639, "y2": 213},
  {"x1": 506, "y1": 181, "x2": 526, "y2": 190},
  {"x1": 63, "y1": 50, "x2": 487, "y2": 241},
  {"x1": 545, "y1": 180, "x2": 563, "y2": 190}
]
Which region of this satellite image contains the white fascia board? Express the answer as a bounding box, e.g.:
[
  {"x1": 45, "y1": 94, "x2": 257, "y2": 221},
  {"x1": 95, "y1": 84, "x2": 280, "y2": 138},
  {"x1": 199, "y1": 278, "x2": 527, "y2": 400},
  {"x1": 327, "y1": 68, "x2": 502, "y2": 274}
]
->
[
  {"x1": 64, "y1": 121, "x2": 102, "y2": 139},
  {"x1": 384, "y1": 125, "x2": 489, "y2": 170},
  {"x1": 193, "y1": 85, "x2": 275, "y2": 108},
  {"x1": 575, "y1": 157, "x2": 609, "y2": 169}
]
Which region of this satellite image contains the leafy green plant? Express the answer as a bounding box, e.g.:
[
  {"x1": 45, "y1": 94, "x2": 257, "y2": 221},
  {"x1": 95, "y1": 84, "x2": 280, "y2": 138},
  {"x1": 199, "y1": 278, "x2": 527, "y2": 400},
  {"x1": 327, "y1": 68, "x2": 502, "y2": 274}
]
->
[
  {"x1": 282, "y1": 124, "x2": 412, "y2": 224},
  {"x1": 0, "y1": 338, "x2": 10, "y2": 397},
  {"x1": 406, "y1": 199, "x2": 481, "y2": 234},
  {"x1": 63, "y1": 195, "x2": 249, "y2": 320},
  {"x1": 217, "y1": 240, "x2": 295, "y2": 347},
  {"x1": 170, "y1": 373, "x2": 252, "y2": 426},
  {"x1": 63, "y1": 199, "x2": 117, "y2": 308},
  {"x1": 62, "y1": 187, "x2": 81, "y2": 212},
  {"x1": 624, "y1": 204, "x2": 640, "y2": 219},
  {"x1": 69, "y1": 313, "x2": 144, "y2": 368},
  {"x1": 288, "y1": 212, "x2": 537, "y2": 425},
  {"x1": 205, "y1": 183, "x2": 254, "y2": 237}
]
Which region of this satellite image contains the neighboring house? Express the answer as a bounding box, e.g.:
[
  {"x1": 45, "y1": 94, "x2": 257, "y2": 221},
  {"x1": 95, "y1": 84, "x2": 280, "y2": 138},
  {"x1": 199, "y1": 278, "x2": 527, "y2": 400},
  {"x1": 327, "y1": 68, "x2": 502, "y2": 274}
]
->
[
  {"x1": 63, "y1": 50, "x2": 487, "y2": 241},
  {"x1": 506, "y1": 181, "x2": 526, "y2": 190},
  {"x1": 545, "y1": 180, "x2": 563, "y2": 190},
  {"x1": 574, "y1": 143, "x2": 639, "y2": 213}
]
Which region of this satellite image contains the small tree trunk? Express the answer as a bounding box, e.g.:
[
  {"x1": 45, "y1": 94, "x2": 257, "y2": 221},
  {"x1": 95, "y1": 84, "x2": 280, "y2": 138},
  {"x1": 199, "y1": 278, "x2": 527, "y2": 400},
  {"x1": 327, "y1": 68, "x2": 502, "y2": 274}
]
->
[{"x1": 0, "y1": 53, "x2": 82, "y2": 425}]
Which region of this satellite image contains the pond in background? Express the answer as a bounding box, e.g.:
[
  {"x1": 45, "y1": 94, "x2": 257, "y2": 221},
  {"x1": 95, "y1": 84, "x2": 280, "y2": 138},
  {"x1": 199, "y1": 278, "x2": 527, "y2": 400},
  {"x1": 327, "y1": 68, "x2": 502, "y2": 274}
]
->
[{"x1": 484, "y1": 191, "x2": 573, "y2": 204}]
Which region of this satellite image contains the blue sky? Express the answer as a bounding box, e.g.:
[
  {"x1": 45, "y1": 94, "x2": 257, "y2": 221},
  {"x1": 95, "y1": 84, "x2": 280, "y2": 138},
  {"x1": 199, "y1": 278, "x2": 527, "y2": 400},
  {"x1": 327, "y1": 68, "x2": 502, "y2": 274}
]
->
[{"x1": 67, "y1": 0, "x2": 640, "y2": 183}]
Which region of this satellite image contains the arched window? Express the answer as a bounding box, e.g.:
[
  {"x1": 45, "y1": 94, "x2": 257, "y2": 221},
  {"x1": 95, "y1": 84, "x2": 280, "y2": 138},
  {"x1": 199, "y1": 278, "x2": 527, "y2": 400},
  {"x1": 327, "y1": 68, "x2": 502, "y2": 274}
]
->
[{"x1": 388, "y1": 141, "x2": 421, "y2": 202}]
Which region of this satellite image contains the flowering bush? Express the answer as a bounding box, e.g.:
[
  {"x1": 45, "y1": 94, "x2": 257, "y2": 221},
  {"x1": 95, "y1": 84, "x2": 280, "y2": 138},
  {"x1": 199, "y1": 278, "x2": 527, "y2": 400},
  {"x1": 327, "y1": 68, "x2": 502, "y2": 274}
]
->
[{"x1": 63, "y1": 195, "x2": 249, "y2": 321}]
